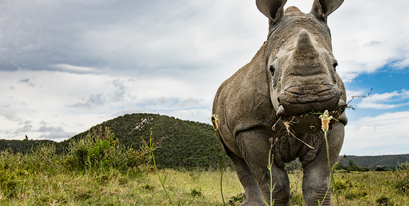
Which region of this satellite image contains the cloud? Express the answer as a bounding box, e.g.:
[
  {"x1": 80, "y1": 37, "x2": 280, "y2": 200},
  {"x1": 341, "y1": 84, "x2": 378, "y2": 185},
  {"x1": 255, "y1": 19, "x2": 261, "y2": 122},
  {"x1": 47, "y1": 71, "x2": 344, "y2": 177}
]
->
[
  {"x1": 111, "y1": 79, "x2": 126, "y2": 101},
  {"x1": 0, "y1": 0, "x2": 265, "y2": 77},
  {"x1": 18, "y1": 78, "x2": 35, "y2": 87},
  {"x1": 329, "y1": 0, "x2": 409, "y2": 78},
  {"x1": 1, "y1": 0, "x2": 408, "y2": 79},
  {"x1": 69, "y1": 93, "x2": 106, "y2": 108},
  {"x1": 343, "y1": 111, "x2": 409, "y2": 155},
  {"x1": 15, "y1": 121, "x2": 33, "y2": 134},
  {"x1": 5, "y1": 120, "x2": 75, "y2": 141},
  {"x1": 357, "y1": 90, "x2": 409, "y2": 109},
  {"x1": 51, "y1": 64, "x2": 100, "y2": 73},
  {"x1": 0, "y1": 69, "x2": 215, "y2": 141},
  {"x1": 19, "y1": 78, "x2": 30, "y2": 83},
  {"x1": 36, "y1": 125, "x2": 76, "y2": 141},
  {"x1": 175, "y1": 98, "x2": 205, "y2": 108},
  {"x1": 169, "y1": 108, "x2": 212, "y2": 124},
  {"x1": 0, "y1": 105, "x2": 21, "y2": 122}
]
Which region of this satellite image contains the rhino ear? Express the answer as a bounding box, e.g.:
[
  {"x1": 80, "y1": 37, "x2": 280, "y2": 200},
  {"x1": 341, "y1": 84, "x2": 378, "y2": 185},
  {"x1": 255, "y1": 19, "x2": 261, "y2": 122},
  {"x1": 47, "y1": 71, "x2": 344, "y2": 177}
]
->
[
  {"x1": 311, "y1": 0, "x2": 344, "y2": 22},
  {"x1": 256, "y1": 0, "x2": 287, "y2": 25}
]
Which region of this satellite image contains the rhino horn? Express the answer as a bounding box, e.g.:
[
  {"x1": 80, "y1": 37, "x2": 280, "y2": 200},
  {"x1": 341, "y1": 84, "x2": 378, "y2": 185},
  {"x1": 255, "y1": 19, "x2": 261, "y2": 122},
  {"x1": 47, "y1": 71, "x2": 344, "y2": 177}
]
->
[{"x1": 294, "y1": 29, "x2": 319, "y2": 58}]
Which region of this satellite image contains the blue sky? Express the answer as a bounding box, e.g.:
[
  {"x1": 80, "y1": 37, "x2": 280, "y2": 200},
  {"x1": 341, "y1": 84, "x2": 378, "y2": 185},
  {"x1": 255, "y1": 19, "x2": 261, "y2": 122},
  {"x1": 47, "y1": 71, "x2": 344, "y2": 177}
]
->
[
  {"x1": 346, "y1": 68, "x2": 409, "y2": 119},
  {"x1": 1, "y1": 0, "x2": 409, "y2": 156}
]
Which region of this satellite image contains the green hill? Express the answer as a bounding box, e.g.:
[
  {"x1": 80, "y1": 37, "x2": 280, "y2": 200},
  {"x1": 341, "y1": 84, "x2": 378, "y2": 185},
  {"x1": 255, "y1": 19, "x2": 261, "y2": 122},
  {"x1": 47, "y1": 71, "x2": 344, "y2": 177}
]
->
[{"x1": 59, "y1": 113, "x2": 230, "y2": 169}]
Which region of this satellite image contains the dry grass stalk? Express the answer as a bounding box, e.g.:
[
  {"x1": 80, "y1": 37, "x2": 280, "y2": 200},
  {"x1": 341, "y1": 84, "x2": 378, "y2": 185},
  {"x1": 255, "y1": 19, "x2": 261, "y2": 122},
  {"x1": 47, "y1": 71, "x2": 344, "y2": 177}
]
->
[{"x1": 282, "y1": 116, "x2": 315, "y2": 149}]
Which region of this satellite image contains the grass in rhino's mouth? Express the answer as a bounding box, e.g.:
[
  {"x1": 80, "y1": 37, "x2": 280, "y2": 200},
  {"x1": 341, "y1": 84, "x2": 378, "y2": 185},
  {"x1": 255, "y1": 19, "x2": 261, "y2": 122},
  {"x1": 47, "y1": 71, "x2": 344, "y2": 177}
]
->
[
  {"x1": 299, "y1": 109, "x2": 343, "y2": 118},
  {"x1": 274, "y1": 110, "x2": 340, "y2": 128},
  {"x1": 272, "y1": 110, "x2": 341, "y2": 150},
  {"x1": 272, "y1": 116, "x2": 315, "y2": 149}
]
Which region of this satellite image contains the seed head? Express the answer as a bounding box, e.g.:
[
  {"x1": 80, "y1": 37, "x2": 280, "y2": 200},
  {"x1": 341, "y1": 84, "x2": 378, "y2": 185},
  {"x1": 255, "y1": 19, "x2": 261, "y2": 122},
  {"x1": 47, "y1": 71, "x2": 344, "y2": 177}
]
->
[
  {"x1": 211, "y1": 114, "x2": 219, "y2": 130},
  {"x1": 319, "y1": 110, "x2": 332, "y2": 132}
]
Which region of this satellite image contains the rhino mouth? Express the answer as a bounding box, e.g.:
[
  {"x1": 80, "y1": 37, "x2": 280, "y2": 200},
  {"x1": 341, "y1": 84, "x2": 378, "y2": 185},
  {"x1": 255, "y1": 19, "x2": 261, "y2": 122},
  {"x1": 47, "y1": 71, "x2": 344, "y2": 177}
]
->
[
  {"x1": 275, "y1": 85, "x2": 347, "y2": 126},
  {"x1": 276, "y1": 99, "x2": 347, "y2": 119},
  {"x1": 276, "y1": 106, "x2": 347, "y2": 133},
  {"x1": 275, "y1": 99, "x2": 347, "y2": 133}
]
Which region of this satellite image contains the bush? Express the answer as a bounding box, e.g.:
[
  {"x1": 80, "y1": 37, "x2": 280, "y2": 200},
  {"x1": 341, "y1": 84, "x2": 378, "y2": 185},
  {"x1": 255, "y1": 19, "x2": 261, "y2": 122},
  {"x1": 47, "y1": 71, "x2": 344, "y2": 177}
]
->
[{"x1": 64, "y1": 127, "x2": 151, "y2": 173}]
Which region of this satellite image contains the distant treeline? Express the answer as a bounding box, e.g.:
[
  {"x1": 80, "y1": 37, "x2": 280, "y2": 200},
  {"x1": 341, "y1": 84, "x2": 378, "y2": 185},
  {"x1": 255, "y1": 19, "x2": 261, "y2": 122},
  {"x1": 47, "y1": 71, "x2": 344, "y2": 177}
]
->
[
  {"x1": 338, "y1": 154, "x2": 409, "y2": 170},
  {"x1": 0, "y1": 139, "x2": 59, "y2": 154}
]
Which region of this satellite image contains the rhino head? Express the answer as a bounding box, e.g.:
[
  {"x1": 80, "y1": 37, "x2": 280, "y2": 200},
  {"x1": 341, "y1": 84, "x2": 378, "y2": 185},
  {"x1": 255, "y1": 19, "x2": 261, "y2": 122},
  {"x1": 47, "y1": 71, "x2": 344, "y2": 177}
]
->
[{"x1": 257, "y1": 0, "x2": 347, "y2": 131}]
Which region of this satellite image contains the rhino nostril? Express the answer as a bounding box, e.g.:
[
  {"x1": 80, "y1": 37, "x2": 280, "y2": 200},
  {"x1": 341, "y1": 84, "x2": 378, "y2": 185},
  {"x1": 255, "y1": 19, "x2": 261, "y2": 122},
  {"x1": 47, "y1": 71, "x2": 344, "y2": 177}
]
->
[
  {"x1": 269, "y1": 65, "x2": 275, "y2": 76},
  {"x1": 277, "y1": 97, "x2": 281, "y2": 103}
]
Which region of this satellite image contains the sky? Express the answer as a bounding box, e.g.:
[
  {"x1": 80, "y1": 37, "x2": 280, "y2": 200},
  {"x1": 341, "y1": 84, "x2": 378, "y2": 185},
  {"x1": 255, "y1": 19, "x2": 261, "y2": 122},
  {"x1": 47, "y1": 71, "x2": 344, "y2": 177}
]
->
[{"x1": 1, "y1": 0, "x2": 409, "y2": 156}]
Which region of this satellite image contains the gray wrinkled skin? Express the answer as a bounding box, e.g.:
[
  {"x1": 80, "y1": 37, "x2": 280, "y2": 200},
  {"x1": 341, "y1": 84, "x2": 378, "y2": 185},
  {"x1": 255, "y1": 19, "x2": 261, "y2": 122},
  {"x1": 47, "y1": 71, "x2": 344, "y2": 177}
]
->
[{"x1": 212, "y1": 0, "x2": 347, "y2": 205}]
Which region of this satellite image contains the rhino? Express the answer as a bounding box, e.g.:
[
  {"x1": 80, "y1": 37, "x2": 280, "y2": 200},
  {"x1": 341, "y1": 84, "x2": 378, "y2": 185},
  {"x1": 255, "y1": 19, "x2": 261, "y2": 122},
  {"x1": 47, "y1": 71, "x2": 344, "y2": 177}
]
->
[{"x1": 212, "y1": 0, "x2": 347, "y2": 205}]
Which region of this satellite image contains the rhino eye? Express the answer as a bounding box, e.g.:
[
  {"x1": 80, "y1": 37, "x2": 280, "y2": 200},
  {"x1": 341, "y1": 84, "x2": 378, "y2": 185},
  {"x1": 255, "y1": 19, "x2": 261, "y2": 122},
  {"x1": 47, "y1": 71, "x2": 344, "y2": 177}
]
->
[{"x1": 269, "y1": 65, "x2": 276, "y2": 76}]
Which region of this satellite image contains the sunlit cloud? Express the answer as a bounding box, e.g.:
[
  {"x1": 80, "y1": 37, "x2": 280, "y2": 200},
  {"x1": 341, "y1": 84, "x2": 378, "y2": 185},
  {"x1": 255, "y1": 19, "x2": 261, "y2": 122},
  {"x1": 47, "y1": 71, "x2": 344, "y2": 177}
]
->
[
  {"x1": 358, "y1": 90, "x2": 409, "y2": 109},
  {"x1": 344, "y1": 111, "x2": 409, "y2": 155}
]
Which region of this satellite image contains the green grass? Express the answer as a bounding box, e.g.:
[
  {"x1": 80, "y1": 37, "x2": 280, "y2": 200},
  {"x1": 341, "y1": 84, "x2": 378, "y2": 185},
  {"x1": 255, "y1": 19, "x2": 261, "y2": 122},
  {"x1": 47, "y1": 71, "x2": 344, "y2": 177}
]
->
[
  {"x1": 1, "y1": 127, "x2": 408, "y2": 205},
  {"x1": 331, "y1": 170, "x2": 409, "y2": 205},
  {"x1": 1, "y1": 158, "x2": 409, "y2": 205},
  {"x1": 1, "y1": 166, "x2": 408, "y2": 205},
  {"x1": 0, "y1": 167, "x2": 243, "y2": 205},
  {"x1": 0, "y1": 128, "x2": 243, "y2": 205},
  {"x1": 287, "y1": 169, "x2": 409, "y2": 206}
]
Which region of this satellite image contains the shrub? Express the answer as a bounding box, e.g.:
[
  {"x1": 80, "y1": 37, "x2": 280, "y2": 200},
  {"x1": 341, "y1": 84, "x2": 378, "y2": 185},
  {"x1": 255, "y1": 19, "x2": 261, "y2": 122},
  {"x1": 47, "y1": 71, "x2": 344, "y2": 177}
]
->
[{"x1": 64, "y1": 127, "x2": 151, "y2": 173}]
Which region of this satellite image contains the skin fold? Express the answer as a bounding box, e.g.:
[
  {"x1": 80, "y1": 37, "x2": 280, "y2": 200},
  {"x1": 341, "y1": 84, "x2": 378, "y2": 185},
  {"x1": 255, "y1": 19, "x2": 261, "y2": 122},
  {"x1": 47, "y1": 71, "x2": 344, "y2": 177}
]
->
[{"x1": 212, "y1": 0, "x2": 346, "y2": 205}]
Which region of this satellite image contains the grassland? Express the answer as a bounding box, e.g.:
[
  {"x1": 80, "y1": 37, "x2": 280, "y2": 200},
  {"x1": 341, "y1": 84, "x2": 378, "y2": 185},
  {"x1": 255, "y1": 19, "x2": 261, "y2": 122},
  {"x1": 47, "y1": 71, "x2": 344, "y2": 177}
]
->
[
  {"x1": 0, "y1": 167, "x2": 242, "y2": 206},
  {"x1": 287, "y1": 169, "x2": 409, "y2": 206},
  {"x1": 1, "y1": 126, "x2": 408, "y2": 205},
  {"x1": 1, "y1": 167, "x2": 408, "y2": 205},
  {"x1": 1, "y1": 148, "x2": 408, "y2": 205}
]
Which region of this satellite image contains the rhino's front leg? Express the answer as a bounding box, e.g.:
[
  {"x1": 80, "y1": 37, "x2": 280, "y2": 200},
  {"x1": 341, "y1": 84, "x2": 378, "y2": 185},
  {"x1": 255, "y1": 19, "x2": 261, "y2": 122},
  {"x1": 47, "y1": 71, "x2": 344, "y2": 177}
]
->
[
  {"x1": 237, "y1": 128, "x2": 290, "y2": 206},
  {"x1": 302, "y1": 122, "x2": 345, "y2": 206},
  {"x1": 225, "y1": 148, "x2": 265, "y2": 206}
]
